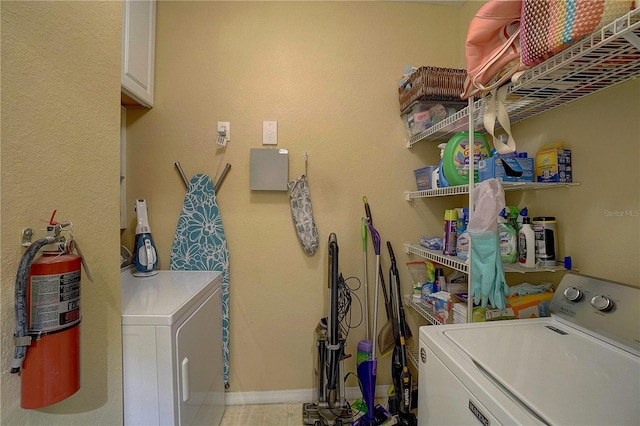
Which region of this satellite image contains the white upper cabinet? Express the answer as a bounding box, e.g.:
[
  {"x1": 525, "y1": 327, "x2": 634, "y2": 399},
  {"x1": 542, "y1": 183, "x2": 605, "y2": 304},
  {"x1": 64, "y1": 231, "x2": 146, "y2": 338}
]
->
[{"x1": 121, "y1": 0, "x2": 156, "y2": 108}]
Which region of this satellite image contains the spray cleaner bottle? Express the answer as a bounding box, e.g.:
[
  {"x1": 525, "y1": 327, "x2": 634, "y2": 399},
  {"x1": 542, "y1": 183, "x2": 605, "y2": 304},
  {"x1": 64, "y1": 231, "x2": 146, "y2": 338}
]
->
[
  {"x1": 456, "y1": 208, "x2": 470, "y2": 261},
  {"x1": 517, "y1": 207, "x2": 528, "y2": 233},
  {"x1": 498, "y1": 209, "x2": 518, "y2": 264},
  {"x1": 443, "y1": 210, "x2": 457, "y2": 256}
]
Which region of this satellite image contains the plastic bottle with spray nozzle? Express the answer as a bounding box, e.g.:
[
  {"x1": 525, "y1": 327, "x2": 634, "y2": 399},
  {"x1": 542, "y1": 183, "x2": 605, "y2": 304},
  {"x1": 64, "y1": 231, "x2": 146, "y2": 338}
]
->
[
  {"x1": 498, "y1": 209, "x2": 518, "y2": 264},
  {"x1": 456, "y1": 208, "x2": 470, "y2": 261},
  {"x1": 443, "y1": 209, "x2": 457, "y2": 256},
  {"x1": 517, "y1": 207, "x2": 528, "y2": 233},
  {"x1": 516, "y1": 207, "x2": 529, "y2": 261}
]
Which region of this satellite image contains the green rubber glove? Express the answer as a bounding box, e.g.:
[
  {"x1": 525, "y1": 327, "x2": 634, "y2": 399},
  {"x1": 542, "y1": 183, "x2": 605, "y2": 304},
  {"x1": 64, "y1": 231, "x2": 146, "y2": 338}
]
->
[{"x1": 470, "y1": 232, "x2": 509, "y2": 309}]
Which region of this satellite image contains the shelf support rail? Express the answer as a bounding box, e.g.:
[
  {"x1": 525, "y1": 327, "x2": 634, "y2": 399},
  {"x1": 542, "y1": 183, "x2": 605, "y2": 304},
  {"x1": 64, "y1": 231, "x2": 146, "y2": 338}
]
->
[
  {"x1": 623, "y1": 32, "x2": 640, "y2": 51},
  {"x1": 467, "y1": 96, "x2": 475, "y2": 324}
]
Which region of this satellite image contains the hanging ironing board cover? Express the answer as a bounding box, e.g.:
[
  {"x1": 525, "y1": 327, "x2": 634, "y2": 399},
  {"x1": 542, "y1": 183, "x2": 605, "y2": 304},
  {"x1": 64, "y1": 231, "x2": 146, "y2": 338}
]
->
[{"x1": 170, "y1": 173, "x2": 230, "y2": 386}]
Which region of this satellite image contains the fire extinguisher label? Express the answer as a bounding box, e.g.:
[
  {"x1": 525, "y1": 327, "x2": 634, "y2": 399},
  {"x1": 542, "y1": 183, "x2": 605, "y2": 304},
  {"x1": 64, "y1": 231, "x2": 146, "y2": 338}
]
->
[{"x1": 30, "y1": 271, "x2": 81, "y2": 333}]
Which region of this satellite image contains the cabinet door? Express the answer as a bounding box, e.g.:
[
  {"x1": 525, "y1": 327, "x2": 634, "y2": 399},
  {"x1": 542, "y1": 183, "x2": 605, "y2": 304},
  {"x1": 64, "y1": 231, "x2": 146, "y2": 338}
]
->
[
  {"x1": 121, "y1": 0, "x2": 155, "y2": 107},
  {"x1": 176, "y1": 289, "x2": 223, "y2": 426},
  {"x1": 120, "y1": 107, "x2": 127, "y2": 229}
]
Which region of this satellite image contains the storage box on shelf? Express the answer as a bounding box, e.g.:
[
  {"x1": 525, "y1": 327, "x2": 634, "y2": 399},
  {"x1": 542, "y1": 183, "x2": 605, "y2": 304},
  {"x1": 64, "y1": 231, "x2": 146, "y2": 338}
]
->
[
  {"x1": 478, "y1": 156, "x2": 534, "y2": 183},
  {"x1": 536, "y1": 143, "x2": 572, "y2": 183},
  {"x1": 402, "y1": 100, "x2": 467, "y2": 140},
  {"x1": 475, "y1": 291, "x2": 554, "y2": 322},
  {"x1": 413, "y1": 165, "x2": 438, "y2": 191}
]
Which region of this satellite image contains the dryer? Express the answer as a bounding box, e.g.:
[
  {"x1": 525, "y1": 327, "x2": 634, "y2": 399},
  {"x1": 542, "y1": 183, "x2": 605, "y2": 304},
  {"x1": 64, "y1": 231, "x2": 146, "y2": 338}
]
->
[{"x1": 121, "y1": 269, "x2": 224, "y2": 425}]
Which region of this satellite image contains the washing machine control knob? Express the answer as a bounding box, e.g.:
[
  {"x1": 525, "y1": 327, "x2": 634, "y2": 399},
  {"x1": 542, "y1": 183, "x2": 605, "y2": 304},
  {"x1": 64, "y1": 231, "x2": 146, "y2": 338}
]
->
[
  {"x1": 591, "y1": 294, "x2": 614, "y2": 312},
  {"x1": 563, "y1": 286, "x2": 583, "y2": 302}
]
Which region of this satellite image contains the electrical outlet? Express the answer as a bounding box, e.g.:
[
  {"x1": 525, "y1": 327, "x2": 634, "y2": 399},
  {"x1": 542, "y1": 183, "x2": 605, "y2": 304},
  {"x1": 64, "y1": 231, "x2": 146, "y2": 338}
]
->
[
  {"x1": 263, "y1": 121, "x2": 277, "y2": 145},
  {"x1": 217, "y1": 122, "x2": 230, "y2": 145}
]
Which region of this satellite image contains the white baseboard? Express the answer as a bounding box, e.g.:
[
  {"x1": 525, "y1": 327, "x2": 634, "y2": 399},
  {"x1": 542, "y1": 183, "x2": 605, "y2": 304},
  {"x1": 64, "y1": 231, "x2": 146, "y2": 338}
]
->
[{"x1": 225, "y1": 385, "x2": 390, "y2": 406}]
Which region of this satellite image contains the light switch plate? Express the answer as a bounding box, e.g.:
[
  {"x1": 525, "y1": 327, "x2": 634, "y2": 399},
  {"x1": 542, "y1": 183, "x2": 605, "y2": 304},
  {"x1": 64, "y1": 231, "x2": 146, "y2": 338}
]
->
[{"x1": 263, "y1": 121, "x2": 277, "y2": 145}]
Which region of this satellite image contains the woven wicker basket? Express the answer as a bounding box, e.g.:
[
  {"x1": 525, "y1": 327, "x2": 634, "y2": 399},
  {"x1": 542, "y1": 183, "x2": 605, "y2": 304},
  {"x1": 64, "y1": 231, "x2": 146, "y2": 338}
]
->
[{"x1": 398, "y1": 67, "x2": 467, "y2": 112}]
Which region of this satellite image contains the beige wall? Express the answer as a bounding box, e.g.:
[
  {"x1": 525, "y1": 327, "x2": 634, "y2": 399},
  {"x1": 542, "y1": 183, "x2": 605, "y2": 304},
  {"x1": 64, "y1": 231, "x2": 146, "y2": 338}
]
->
[
  {"x1": 1, "y1": 1, "x2": 123, "y2": 424},
  {"x1": 509, "y1": 78, "x2": 639, "y2": 284},
  {"x1": 122, "y1": 1, "x2": 464, "y2": 392}
]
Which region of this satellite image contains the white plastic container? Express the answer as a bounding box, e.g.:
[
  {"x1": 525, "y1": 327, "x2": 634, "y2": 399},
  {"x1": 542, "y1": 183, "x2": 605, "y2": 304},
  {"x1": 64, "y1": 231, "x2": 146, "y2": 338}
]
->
[
  {"x1": 518, "y1": 218, "x2": 536, "y2": 268},
  {"x1": 532, "y1": 217, "x2": 558, "y2": 267}
]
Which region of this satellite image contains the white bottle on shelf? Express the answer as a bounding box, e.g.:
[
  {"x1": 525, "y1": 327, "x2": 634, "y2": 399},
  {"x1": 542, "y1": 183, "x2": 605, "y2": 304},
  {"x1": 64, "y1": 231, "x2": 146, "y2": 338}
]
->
[{"x1": 518, "y1": 217, "x2": 536, "y2": 268}]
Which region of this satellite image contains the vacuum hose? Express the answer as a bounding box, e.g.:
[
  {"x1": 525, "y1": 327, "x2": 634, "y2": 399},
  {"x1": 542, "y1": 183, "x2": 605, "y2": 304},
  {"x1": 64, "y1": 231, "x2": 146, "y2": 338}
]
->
[{"x1": 11, "y1": 237, "x2": 55, "y2": 373}]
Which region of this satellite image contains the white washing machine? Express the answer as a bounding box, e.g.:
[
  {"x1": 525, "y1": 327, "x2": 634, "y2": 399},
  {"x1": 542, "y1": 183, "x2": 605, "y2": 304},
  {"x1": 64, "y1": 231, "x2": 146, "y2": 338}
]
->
[
  {"x1": 419, "y1": 273, "x2": 639, "y2": 425},
  {"x1": 121, "y1": 269, "x2": 224, "y2": 426}
]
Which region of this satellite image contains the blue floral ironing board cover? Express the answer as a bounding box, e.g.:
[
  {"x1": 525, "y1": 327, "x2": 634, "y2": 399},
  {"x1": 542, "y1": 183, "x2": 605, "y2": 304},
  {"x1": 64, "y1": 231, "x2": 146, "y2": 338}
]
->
[{"x1": 170, "y1": 173, "x2": 230, "y2": 387}]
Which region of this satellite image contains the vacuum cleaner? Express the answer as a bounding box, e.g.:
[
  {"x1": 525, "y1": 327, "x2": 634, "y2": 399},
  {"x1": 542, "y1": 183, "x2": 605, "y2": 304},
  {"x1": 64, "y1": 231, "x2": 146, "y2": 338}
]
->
[
  {"x1": 133, "y1": 199, "x2": 158, "y2": 277},
  {"x1": 303, "y1": 234, "x2": 354, "y2": 426},
  {"x1": 386, "y1": 242, "x2": 417, "y2": 426}
]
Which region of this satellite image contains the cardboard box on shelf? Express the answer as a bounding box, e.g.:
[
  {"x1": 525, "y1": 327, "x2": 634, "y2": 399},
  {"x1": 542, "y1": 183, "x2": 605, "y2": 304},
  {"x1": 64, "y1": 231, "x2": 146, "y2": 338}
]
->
[
  {"x1": 536, "y1": 142, "x2": 572, "y2": 183},
  {"x1": 474, "y1": 291, "x2": 554, "y2": 321},
  {"x1": 479, "y1": 156, "x2": 534, "y2": 183}
]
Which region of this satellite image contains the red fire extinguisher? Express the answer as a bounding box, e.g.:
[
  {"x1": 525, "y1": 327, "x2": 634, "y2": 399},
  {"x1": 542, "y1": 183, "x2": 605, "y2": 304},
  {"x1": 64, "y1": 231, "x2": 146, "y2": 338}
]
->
[{"x1": 11, "y1": 214, "x2": 91, "y2": 409}]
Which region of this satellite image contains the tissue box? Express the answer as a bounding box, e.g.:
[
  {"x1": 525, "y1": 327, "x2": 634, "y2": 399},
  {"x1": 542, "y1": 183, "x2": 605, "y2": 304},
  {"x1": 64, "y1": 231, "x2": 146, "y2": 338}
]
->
[
  {"x1": 414, "y1": 165, "x2": 438, "y2": 190},
  {"x1": 479, "y1": 292, "x2": 554, "y2": 321},
  {"x1": 478, "y1": 157, "x2": 534, "y2": 183},
  {"x1": 536, "y1": 143, "x2": 572, "y2": 183}
]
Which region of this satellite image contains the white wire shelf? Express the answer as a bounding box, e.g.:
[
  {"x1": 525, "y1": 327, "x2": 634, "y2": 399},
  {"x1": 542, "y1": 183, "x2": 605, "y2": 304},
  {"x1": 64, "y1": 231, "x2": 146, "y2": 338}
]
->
[
  {"x1": 406, "y1": 182, "x2": 580, "y2": 200},
  {"x1": 404, "y1": 243, "x2": 568, "y2": 275},
  {"x1": 503, "y1": 262, "x2": 566, "y2": 274},
  {"x1": 406, "y1": 8, "x2": 640, "y2": 148},
  {"x1": 407, "y1": 345, "x2": 419, "y2": 371},
  {"x1": 404, "y1": 295, "x2": 443, "y2": 326},
  {"x1": 404, "y1": 244, "x2": 469, "y2": 274}
]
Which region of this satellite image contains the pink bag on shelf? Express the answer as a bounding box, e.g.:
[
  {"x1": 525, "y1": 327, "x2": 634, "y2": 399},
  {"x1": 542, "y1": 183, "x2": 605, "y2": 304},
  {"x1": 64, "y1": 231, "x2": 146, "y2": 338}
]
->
[
  {"x1": 520, "y1": 0, "x2": 635, "y2": 67},
  {"x1": 461, "y1": 0, "x2": 524, "y2": 100}
]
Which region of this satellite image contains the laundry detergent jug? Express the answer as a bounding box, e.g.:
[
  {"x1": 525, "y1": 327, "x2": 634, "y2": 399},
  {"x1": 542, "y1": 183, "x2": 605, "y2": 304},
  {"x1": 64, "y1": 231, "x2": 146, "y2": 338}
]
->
[{"x1": 442, "y1": 131, "x2": 491, "y2": 186}]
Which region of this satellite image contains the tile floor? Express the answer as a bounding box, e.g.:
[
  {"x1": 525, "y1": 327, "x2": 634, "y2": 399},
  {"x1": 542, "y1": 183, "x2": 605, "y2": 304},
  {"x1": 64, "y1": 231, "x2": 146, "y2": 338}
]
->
[
  {"x1": 220, "y1": 403, "x2": 303, "y2": 426},
  {"x1": 220, "y1": 399, "x2": 390, "y2": 426}
]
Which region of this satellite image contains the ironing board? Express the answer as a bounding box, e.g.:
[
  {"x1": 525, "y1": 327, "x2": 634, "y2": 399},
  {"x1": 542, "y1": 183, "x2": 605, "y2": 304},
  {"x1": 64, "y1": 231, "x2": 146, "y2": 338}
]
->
[{"x1": 170, "y1": 173, "x2": 230, "y2": 387}]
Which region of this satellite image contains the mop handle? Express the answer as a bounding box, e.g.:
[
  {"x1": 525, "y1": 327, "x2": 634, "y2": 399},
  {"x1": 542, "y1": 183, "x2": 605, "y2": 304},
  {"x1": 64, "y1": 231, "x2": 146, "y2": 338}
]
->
[
  {"x1": 363, "y1": 196, "x2": 373, "y2": 224},
  {"x1": 372, "y1": 255, "x2": 380, "y2": 358},
  {"x1": 361, "y1": 217, "x2": 369, "y2": 341},
  {"x1": 367, "y1": 220, "x2": 381, "y2": 256},
  {"x1": 367, "y1": 220, "x2": 381, "y2": 357}
]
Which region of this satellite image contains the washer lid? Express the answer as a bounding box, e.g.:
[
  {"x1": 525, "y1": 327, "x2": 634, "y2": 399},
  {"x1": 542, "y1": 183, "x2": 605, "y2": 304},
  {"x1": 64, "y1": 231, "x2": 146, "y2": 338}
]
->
[
  {"x1": 121, "y1": 269, "x2": 221, "y2": 326},
  {"x1": 444, "y1": 320, "x2": 640, "y2": 426}
]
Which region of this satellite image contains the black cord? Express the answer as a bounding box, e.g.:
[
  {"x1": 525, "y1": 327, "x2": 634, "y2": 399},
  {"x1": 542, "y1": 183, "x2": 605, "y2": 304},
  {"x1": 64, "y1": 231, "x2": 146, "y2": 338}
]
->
[{"x1": 337, "y1": 273, "x2": 364, "y2": 341}]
